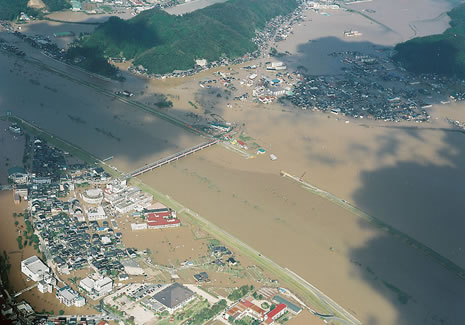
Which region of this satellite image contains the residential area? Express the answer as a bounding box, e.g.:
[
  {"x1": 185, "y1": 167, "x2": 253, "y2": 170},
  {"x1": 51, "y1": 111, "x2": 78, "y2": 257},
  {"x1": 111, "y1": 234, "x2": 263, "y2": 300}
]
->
[{"x1": 1, "y1": 124, "x2": 315, "y2": 325}]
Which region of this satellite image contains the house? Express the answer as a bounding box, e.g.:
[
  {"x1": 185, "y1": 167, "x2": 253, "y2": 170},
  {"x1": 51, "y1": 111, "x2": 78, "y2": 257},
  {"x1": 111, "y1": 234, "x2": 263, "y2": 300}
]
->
[
  {"x1": 272, "y1": 295, "x2": 302, "y2": 314},
  {"x1": 225, "y1": 299, "x2": 266, "y2": 322},
  {"x1": 236, "y1": 140, "x2": 248, "y2": 150},
  {"x1": 227, "y1": 257, "x2": 238, "y2": 266},
  {"x1": 147, "y1": 214, "x2": 180, "y2": 229},
  {"x1": 56, "y1": 286, "x2": 85, "y2": 307},
  {"x1": 118, "y1": 273, "x2": 129, "y2": 281},
  {"x1": 265, "y1": 304, "x2": 287, "y2": 324},
  {"x1": 152, "y1": 283, "x2": 195, "y2": 314},
  {"x1": 193, "y1": 272, "x2": 209, "y2": 282}
]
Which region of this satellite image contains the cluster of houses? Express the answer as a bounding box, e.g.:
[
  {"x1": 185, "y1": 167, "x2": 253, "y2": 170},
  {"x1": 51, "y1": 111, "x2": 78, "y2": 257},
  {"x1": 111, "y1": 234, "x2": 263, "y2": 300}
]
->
[
  {"x1": 288, "y1": 49, "x2": 459, "y2": 122},
  {"x1": 252, "y1": 0, "x2": 307, "y2": 52},
  {"x1": 10, "y1": 137, "x2": 184, "y2": 311}
]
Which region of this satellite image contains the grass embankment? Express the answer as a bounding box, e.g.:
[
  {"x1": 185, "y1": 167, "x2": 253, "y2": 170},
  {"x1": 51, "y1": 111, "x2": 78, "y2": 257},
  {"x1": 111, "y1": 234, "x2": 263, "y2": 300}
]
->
[{"x1": 129, "y1": 178, "x2": 334, "y2": 316}]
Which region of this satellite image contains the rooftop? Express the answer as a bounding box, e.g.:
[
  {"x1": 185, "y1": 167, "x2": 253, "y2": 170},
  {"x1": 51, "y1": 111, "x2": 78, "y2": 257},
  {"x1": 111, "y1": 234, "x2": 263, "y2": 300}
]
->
[
  {"x1": 153, "y1": 283, "x2": 194, "y2": 309},
  {"x1": 22, "y1": 256, "x2": 49, "y2": 275},
  {"x1": 267, "y1": 303, "x2": 286, "y2": 319}
]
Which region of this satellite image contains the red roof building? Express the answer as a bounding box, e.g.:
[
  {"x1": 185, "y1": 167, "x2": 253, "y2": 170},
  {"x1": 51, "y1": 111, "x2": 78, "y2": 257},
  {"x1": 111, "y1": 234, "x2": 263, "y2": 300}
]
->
[
  {"x1": 265, "y1": 304, "x2": 287, "y2": 324},
  {"x1": 147, "y1": 215, "x2": 180, "y2": 229}
]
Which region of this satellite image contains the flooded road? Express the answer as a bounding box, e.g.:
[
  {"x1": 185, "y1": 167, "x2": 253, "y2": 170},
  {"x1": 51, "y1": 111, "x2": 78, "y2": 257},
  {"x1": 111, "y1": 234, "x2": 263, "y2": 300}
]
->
[{"x1": 0, "y1": 0, "x2": 464, "y2": 323}]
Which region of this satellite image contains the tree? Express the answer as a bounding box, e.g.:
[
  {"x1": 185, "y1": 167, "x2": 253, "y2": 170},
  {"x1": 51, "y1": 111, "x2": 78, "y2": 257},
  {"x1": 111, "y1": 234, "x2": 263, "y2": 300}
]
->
[
  {"x1": 16, "y1": 236, "x2": 23, "y2": 250},
  {"x1": 59, "y1": 310, "x2": 64, "y2": 315}
]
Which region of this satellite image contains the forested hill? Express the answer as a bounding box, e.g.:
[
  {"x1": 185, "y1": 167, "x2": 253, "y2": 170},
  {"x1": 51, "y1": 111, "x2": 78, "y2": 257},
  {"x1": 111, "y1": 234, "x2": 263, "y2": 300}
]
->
[
  {"x1": 393, "y1": 3, "x2": 465, "y2": 78},
  {"x1": 0, "y1": 0, "x2": 70, "y2": 20},
  {"x1": 78, "y1": 0, "x2": 298, "y2": 74}
]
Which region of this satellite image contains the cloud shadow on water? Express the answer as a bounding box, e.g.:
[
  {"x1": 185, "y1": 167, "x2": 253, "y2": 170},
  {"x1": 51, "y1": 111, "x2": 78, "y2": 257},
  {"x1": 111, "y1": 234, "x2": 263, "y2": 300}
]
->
[
  {"x1": 0, "y1": 26, "x2": 207, "y2": 173},
  {"x1": 350, "y1": 128, "x2": 465, "y2": 325}
]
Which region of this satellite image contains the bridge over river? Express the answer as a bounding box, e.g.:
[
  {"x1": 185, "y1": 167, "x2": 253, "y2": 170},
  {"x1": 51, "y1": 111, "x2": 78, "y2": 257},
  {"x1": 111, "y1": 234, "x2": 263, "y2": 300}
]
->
[{"x1": 129, "y1": 139, "x2": 219, "y2": 177}]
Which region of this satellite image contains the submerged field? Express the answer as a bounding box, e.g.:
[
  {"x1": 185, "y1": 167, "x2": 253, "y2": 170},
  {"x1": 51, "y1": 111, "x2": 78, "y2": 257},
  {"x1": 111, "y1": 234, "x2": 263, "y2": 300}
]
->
[{"x1": 0, "y1": 0, "x2": 464, "y2": 323}]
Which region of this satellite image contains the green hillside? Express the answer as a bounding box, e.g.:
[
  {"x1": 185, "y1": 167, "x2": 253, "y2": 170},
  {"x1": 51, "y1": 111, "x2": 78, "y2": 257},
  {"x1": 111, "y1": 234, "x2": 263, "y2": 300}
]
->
[
  {"x1": 393, "y1": 3, "x2": 465, "y2": 77},
  {"x1": 42, "y1": 0, "x2": 71, "y2": 12},
  {"x1": 0, "y1": 0, "x2": 30, "y2": 20},
  {"x1": 77, "y1": 0, "x2": 298, "y2": 74}
]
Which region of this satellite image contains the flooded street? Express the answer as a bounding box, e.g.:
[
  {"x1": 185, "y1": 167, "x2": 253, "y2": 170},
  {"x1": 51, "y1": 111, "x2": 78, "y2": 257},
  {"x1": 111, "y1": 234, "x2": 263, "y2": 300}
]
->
[{"x1": 0, "y1": 0, "x2": 464, "y2": 323}]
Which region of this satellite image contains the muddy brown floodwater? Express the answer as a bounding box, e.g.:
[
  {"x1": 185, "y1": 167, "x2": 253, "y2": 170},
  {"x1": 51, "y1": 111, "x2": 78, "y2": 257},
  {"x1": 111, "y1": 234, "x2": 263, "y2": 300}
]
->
[
  {"x1": 0, "y1": 191, "x2": 96, "y2": 314},
  {"x1": 138, "y1": 107, "x2": 465, "y2": 325}
]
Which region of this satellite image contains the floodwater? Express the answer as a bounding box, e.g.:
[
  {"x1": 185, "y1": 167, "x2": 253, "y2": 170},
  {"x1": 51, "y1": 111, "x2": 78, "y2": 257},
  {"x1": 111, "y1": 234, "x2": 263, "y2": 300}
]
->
[
  {"x1": 275, "y1": 0, "x2": 452, "y2": 74},
  {"x1": 0, "y1": 47, "x2": 204, "y2": 174},
  {"x1": 164, "y1": 0, "x2": 227, "y2": 15},
  {"x1": 0, "y1": 120, "x2": 25, "y2": 184},
  {"x1": 0, "y1": 191, "x2": 95, "y2": 314},
  {"x1": 0, "y1": 0, "x2": 464, "y2": 323},
  {"x1": 138, "y1": 109, "x2": 465, "y2": 325}
]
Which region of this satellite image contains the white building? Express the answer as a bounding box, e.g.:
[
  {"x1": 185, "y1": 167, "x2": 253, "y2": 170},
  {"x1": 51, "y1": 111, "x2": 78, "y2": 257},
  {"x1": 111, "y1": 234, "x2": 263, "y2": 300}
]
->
[
  {"x1": 80, "y1": 276, "x2": 113, "y2": 297},
  {"x1": 82, "y1": 188, "x2": 104, "y2": 204},
  {"x1": 94, "y1": 277, "x2": 113, "y2": 296},
  {"x1": 21, "y1": 256, "x2": 50, "y2": 282},
  {"x1": 56, "y1": 286, "x2": 86, "y2": 307},
  {"x1": 131, "y1": 223, "x2": 147, "y2": 231},
  {"x1": 86, "y1": 206, "x2": 106, "y2": 221},
  {"x1": 38, "y1": 281, "x2": 53, "y2": 293},
  {"x1": 195, "y1": 59, "x2": 207, "y2": 67},
  {"x1": 79, "y1": 277, "x2": 95, "y2": 293}
]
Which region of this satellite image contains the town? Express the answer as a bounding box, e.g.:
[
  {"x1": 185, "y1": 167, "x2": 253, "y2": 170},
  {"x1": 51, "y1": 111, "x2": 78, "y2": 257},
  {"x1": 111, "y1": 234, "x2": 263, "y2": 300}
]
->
[{"x1": 1, "y1": 122, "x2": 310, "y2": 325}]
